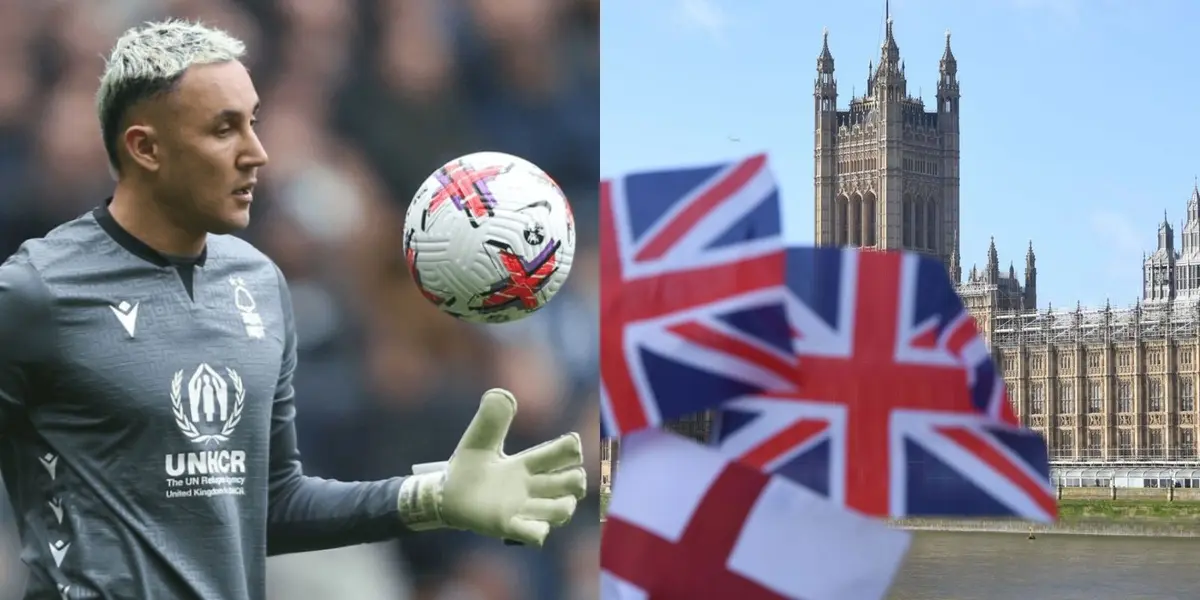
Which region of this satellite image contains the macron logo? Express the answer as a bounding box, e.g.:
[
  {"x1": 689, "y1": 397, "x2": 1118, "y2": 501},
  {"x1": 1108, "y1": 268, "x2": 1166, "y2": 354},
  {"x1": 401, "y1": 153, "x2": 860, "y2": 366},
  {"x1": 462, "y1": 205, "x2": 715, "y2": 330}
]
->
[{"x1": 110, "y1": 301, "x2": 139, "y2": 338}]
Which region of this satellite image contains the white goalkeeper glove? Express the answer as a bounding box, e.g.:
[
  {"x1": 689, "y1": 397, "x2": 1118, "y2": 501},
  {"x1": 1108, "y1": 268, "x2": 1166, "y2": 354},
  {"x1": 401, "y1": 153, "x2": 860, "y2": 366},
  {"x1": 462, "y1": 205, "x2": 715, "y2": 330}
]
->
[{"x1": 396, "y1": 388, "x2": 588, "y2": 547}]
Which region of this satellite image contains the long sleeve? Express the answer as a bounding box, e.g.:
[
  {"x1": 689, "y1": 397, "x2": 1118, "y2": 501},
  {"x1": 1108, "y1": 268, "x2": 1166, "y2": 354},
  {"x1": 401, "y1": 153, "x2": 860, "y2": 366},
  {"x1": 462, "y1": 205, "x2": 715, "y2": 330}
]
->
[
  {"x1": 0, "y1": 257, "x2": 56, "y2": 437},
  {"x1": 265, "y1": 266, "x2": 412, "y2": 556}
]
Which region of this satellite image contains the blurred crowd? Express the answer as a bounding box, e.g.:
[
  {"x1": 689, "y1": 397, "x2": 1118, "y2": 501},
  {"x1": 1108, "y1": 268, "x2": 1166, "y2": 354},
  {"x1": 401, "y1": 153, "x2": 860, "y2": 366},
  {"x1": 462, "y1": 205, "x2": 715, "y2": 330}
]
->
[{"x1": 0, "y1": 1, "x2": 600, "y2": 599}]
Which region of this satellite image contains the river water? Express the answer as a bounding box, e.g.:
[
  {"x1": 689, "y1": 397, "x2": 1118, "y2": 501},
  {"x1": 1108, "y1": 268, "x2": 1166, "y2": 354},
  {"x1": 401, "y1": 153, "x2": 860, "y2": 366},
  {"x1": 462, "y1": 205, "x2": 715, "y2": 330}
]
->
[{"x1": 889, "y1": 531, "x2": 1200, "y2": 599}]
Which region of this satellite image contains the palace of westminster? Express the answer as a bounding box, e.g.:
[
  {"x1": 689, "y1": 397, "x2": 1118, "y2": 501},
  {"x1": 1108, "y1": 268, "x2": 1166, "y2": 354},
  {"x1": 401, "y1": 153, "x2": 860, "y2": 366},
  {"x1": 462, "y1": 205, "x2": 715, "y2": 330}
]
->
[{"x1": 600, "y1": 19, "x2": 1200, "y2": 491}]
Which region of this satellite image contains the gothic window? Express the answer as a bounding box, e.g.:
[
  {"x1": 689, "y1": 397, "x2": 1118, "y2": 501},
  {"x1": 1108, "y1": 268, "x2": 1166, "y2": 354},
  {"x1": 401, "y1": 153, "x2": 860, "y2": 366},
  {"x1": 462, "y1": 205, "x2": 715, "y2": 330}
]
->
[
  {"x1": 1086, "y1": 430, "x2": 1103, "y2": 459},
  {"x1": 1148, "y1": 378, "x2": 1164, "y2": 412},
  {"x1": 1118, "y1": 429, "x2": 1133, "y2": 457},
  {"x1": 1148, "y1": 428, "x2": 1164, "y2": 458},
  {"x1": 837, "y1": 197, "x2": 849, "y2": 245},
  {"x1": 1182, "y1": 377, "x2": 1196, "y2": 412},
  {"x1": 924, "y1": 203, "x2": 937, "y2": 250},
  {"x1": 863, "y1": 194, "x2": 877, "y2": 247},
  {"x1": 848, "y1": 194, "x2": 862, "y2": 246},
  {"x1": 1030, "y1": 384, "x2": 1045, "y2": 415},
  {"x1": 1059, "y1": 354, "x2": 1072, "y2": 370},
  {"x1": 1117, "y1": 381, "x2": 1133, "y2": 413},
  {"x1": 1058, "y1": 383, "x2": 1075, "y2": 414},
  {"x1": 913, "y1": 200, "x2": 925, "y2": 249},
  {"x1": 1181, "y1": 429, "x2": 1196, "y2": 458},
  {"x1": 902, "y1": 197, "x2": 913, "y2": 246},
  {"x1": 1118, "y1": 352, "x2": 1132, "y2": 368},
  {"x1": 1087, "y1": 353, "x2": 1101, "y2": 369},
  {"x1": 1057, "y1": 430, "x2": 1074, "y2": 455},
  {"x1": 1087, "y1": 381, "x2": 1102, "y2": 413}
]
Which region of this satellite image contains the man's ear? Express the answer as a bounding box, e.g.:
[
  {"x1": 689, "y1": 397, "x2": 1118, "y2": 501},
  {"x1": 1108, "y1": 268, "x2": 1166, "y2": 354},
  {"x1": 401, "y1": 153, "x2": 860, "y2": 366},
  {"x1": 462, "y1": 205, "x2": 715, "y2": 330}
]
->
[{"x1": 124, "y1": 125, "x2": 161, "y2": 173}]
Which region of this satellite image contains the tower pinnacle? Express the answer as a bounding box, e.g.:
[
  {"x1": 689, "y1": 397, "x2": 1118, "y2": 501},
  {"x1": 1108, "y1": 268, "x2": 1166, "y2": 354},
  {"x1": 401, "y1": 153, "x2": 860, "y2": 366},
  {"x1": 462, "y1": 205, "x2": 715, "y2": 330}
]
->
[
  {"x1": 881, "y1": 16, "x2": 900, "y2": 63},
  {"x1": 940, "y1": 29, "x2": 957, "y2": 75},
  {"x1": 817, "y1": 27, "x2": 835, "y2": 74},
  {"x1": 949, "y1": 228, "x2": 961, "y2": 284},
  {"x1": 1024, "y1": 241, "x2": 1038, "y2": 310},
  {"x1": 986, "y1": 237, "x2": 1000, "y2": 283}
]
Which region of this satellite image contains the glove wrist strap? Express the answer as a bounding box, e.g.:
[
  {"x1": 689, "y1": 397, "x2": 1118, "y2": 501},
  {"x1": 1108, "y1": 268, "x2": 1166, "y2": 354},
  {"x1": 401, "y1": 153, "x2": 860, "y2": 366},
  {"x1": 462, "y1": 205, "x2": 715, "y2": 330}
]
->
[{"x1": 397, "y1": 471, "x2": 447, "y2": 531}]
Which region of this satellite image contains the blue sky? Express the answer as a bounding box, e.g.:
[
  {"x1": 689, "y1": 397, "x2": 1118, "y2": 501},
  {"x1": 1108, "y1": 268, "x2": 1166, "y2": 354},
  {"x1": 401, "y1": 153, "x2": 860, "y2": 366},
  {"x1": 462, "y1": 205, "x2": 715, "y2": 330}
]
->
[{"x1": 600, "y1": 0, "x2": 1200, "y2": 309}]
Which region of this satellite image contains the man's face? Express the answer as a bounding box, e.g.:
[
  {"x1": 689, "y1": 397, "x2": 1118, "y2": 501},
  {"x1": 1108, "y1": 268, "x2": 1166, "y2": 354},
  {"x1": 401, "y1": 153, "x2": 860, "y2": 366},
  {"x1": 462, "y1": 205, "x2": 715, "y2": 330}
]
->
[{"x1": 149, "y1": 61, "x2": 268, "y2": 235}]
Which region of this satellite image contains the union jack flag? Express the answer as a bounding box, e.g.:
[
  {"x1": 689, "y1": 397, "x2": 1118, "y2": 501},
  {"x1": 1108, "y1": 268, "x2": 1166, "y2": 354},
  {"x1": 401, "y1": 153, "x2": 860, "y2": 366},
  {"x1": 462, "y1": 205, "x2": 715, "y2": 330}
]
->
[
  {"x1": 713, "y1": 247, "x2": 1056, "y2": 520},
  {"x1": 599, "y1": 154, "x2": 791, "y2": 438}
]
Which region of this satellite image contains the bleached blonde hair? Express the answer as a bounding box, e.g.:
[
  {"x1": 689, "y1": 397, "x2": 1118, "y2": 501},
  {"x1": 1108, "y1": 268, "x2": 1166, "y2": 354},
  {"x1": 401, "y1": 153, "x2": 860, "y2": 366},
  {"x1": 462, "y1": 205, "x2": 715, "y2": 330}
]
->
[{"x1": 96, "y1": 19, "x2": 246, "y2": 175}]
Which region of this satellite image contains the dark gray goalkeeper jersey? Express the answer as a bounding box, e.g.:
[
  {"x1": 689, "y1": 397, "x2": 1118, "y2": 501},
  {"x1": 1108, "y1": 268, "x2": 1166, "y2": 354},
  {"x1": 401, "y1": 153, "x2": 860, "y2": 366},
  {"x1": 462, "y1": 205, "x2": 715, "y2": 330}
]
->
[{"x1": 0, "y1": 204, "x2": 410, "y2": 599}]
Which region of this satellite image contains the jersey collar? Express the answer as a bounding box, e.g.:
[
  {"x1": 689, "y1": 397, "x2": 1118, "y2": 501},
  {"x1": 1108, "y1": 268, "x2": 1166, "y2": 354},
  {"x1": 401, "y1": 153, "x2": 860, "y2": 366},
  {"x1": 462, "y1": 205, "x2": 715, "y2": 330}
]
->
[{"x1": 93, "y1": 198, "x2": 209, "y2": 268}]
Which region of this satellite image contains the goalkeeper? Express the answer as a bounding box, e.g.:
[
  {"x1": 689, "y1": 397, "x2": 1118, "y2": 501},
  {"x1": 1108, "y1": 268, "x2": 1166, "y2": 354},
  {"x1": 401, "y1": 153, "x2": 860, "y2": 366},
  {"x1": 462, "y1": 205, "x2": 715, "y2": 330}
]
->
[{"x1": 0, "y1": 18, "x2": 585, "y2": 600}]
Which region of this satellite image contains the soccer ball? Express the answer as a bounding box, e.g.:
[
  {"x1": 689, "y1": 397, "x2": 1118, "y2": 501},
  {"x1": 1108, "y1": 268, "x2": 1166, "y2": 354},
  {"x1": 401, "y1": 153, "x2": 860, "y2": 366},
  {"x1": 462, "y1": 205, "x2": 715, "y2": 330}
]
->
[{"x1": 403, "y1": 151, "x2": 576, "y2": 324}]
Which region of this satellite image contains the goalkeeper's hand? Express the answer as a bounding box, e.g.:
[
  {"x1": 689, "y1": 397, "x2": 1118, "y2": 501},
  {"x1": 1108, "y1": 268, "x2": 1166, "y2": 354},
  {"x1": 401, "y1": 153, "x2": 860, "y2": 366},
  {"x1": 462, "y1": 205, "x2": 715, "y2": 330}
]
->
[{"x1": 396, "y1": 388, "x2": 588, "y2": 547}]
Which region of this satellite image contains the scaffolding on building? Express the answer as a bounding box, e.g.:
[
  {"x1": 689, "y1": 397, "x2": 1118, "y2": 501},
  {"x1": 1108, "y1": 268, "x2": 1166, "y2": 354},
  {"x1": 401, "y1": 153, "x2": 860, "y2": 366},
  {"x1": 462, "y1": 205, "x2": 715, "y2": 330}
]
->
[
  {"x1": 955, "y1": 281, "x2": 997, "y2": 299},
  {"x1": 991, "y1": 299, "x2": 1200, "y2": 347}
]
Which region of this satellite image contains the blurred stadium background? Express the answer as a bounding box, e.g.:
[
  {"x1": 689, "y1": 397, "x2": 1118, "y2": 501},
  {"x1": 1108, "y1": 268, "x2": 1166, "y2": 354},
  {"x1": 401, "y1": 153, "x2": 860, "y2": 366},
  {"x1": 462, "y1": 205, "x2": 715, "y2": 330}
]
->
[{"x1": 0, "y1": 0, "x2": 599, "y2": 599}]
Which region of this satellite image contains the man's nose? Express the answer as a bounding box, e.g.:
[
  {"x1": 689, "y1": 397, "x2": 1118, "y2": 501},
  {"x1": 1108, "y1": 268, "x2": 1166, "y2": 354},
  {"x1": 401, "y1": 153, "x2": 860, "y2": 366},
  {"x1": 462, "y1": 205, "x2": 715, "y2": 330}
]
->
[{"x1": 239, "y1": 131, "x2": 269, "y2": 169}]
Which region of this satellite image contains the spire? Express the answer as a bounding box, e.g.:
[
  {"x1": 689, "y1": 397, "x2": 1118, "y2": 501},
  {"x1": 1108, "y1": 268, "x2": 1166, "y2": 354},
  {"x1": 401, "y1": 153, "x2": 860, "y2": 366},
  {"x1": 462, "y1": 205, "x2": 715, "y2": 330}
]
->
[
  {"x1": 1187, "y1": 179, "x2": 1200, "y2": 230},
  {"x1": 1008, "y1": 261, "x2": 1015, "y2": 279},
  {"x1": 1024, "y1": 241, "x2": 1037, "y2": 311},
  {"x1": 937, "y1": 28, "x2": 959, "y2": 110},
  {"x1": 873, "y1": 0, "x2": 902, "y2": 83},
  {"x1": 939, "y1": 29, "x2": 957, "y2": 75},
  {"x1": 949, "y1": 228, "x2": 961, "y2": 284},
  {"x1": 1158, "y1": 210, "x2": 1175, "y2": 252},
  {"x1": 880, "y1": 16, "x2": 901, "y2": 64},
  {"x1": 986, "y1": 237, "x2": 999, "y2": 283},
  {"x1": 873, "y1": 2, "x2": 903, "y2": 91},
  {"x1": 817, "y1": 27, "x2": 835, "y2": 74},
  {"x1": 814, "y1": 27, "x2": 837, "y2": 113}
]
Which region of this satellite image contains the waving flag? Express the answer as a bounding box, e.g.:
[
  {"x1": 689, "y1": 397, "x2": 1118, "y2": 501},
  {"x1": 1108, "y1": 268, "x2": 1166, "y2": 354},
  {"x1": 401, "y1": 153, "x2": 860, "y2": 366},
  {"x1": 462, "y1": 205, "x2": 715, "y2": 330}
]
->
[
  {"x1": 713, "y1": 247, "x2": 1056, "y2": 521},
  {"x1": 602, "y1": 429, "x2": 911, "y2": 600},
  {"x1": 599, "y1": 155, "x2": 791, "y2": 438}
]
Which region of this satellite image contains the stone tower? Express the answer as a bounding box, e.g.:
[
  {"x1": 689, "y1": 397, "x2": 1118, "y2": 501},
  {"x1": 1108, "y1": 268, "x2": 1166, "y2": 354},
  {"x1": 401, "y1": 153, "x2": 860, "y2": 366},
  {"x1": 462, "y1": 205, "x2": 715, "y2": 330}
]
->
[
  {"x1": 814, "y1": 21, "x2": 1035, "y2": 345},
  {"x1": 1141, "y1": 184, "x2": 1200, "y2": 303},
  {"x1": 1144, "y1": 211, "x2": 1176, "y2": 302},
  {"x1": 813, "y1": 21, "x2": 961, "y2": 269}
]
